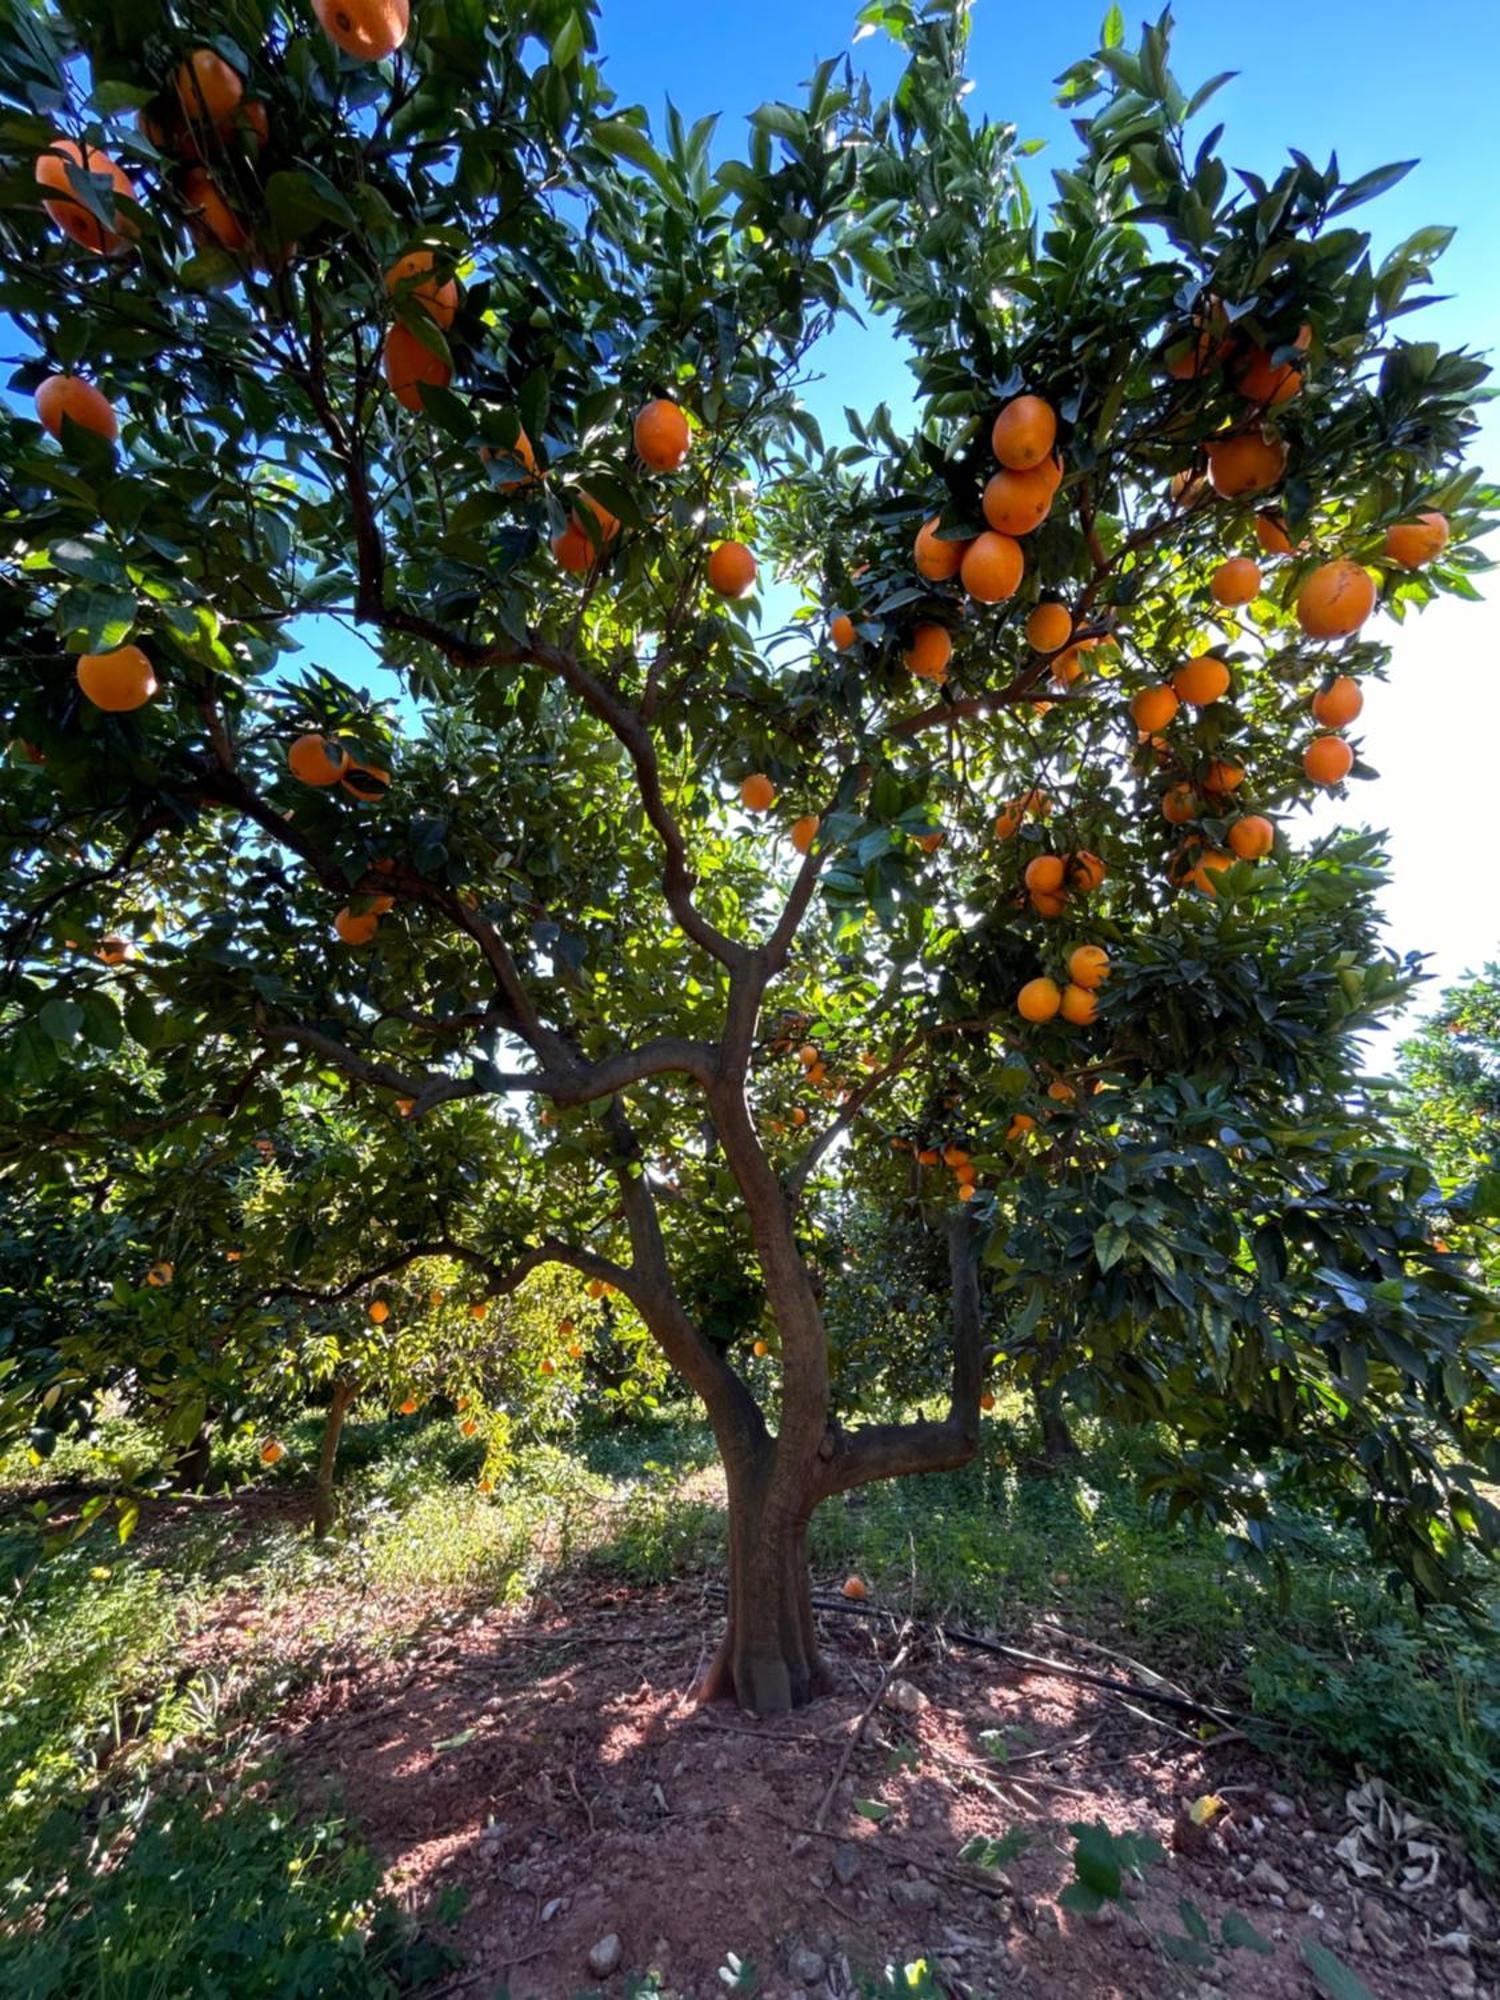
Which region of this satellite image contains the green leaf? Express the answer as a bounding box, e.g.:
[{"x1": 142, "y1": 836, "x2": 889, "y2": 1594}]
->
[
  {"x1": 1100, "y1": 5, "x2": 1125, "y2": 48},
  {"x1": 589, "y1": 119, "x2": 677, "y2": 199},
  {"x1": 1221, "y1": 1909, "x2": 1273, "y2": 1955},
  {"x1": 1301, "y1": 1938, "x2": 1379, "y2": 2000},
  {"x1": 853, "y1": 1797, "x2": 891, "y2": 1823},
  {"x1": 264, "y1": 167, "x2": 355, "y2": 241}
]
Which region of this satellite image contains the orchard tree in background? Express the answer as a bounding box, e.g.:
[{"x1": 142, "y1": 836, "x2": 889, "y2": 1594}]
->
[
  {"x1": 1396, "y1": 964, "x2": 1500, "y2": 1287},
  {"x1": 1, "y1": 0, "x2": 1498, "y2": 1712}
]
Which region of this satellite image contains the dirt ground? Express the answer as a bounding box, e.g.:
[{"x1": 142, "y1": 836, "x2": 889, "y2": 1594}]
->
[{"x1": 262, "y1": 1576, "x2": 1497, "y2": 2000}]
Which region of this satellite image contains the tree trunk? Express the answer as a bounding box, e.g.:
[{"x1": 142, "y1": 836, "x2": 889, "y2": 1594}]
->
[
  {"x1": 1034, "y1": 1381, "x2": 1079, "y2": 1463},
  {"x1": 312, "y1": 1379, "x2": 355, "y2": 1540},
  {"x1": 170, "y1": 1422, "x2": 213, "y2": 1492},
  {"x1": 698, "y1": 1474, "x2": 832, "y2": 1714}
]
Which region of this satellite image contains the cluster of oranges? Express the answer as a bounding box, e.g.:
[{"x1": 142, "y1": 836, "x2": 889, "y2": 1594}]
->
[
  {"x1": 898, "y1": 1137, "x2": 983, "y2": 1204},
  {"x1": 1017, "y1": 944, "x2": 1110, "y2": 1028}
]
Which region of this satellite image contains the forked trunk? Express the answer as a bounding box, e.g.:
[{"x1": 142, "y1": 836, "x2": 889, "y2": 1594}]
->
[
  {"x1": 312, "y1": 1379, "x2": 355, "y2": 1540},
  {"x1": 698, "y1": 1476, "x2": 832, "y2": 1715}
]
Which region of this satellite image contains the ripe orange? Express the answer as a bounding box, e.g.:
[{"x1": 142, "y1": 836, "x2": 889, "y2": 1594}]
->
[
  {"x1": 1311, "y1": 676, "x2": 1363, "y2": 728},
  {"x1": 751, "y1": 1338, "x2": 769, "y2": 1358},
  {"x1": 1007, "y1": 1113, "x2": 1036, "y2": 1140},
  {"x1": 1206, "y1": 431, "x2": 1287, "y2": 498},
  {"x1": 916, "y1": 1147, "x2": 939, "y2": 1165},
  {"x1": 97, "y1": 935, "x2": 130, "y2": 966},
  {"x1": 790, "y1": 813, "x2": 820, "y2": 855},
  {"x1": 1024, "y1": 854, "x2": 1066, "y2": 895},
  {"x1": 1050, "y1": 647, "x2": 1086, "y2": 688},
  {"x1": 1184, "y1": 849, "x2": 1235, "y2": 896},
  {"x1": 1030, "y1": 889, "x2": 1067, "y2": 918},
  {"x1": 1383, "y1": 512, "x2": 1449, "y2": 569},
  {"x1": 942, "y1": 1142, "x2": 969, "y2": 1167},
  {"x1": 386, "y1": 249, "x2": 458, "y2": 329},
  {"x1": 335, "y1": 907, "x2": 380, "y2": 945},
  {"x1": 288, "y1": 733, "x2": 348, "y2": 785},
  {"x1": 341, "y1": 762, "x2": 390, "y2": 803},
  {"x1": 904, "y1": 623, "x2": 953, "y2": 683},
  {"x1": 1018, "y1": 976, "x2": 1062, "y2": 1023},
  {"x1": 982, "y1": 466, "x2": 1053, "y2": 537},
  {"x1": 980, "y1": 1391, "x2": 997, "y2": 1411},
  {"x1": 1255, "y1": 510, "x2": 1294, "y2": 558},
  {"x1": 1026, "y1": 602, "x2": 1072, "y2": 653},
  {"x1": 183, "y1": 166, "x2": 251, "y2": 253},
  {"x1": 574, "y1": 493, "x2": 620, "y2": 547},
  {"x1": 1068, "y1": 944, "x2": 1110, "y2": 990},
  {"x1": 396, "y1": 1097, "x2": 415, "y2": 1116},
  {"x1": 398, "y1": 1395, "x2": 418, "y2": 1413},
  {"x1": 77, "y1": 644, "x2": 157, "y2": 712},
  {"x1": 313, "y1": 0, "x2": 409, "y2": 60},
  {"x1": 383, "y1": 323, "x2": 451, "y2": 412},
  {"x1": 552, "y1": 522, "x2": 593, "y2": 573},
  {"x1": 36, "y1": 138, "x2": 137, "y2": 254},
  {"x1": 1060, "y1": 983, "x2": 1096, "y2": 1026},
  {"x1": 1173, "y1": 655, "x2": 1231, "y2": 707},
  {"x1": 1304, "y1": 735, "x2": 1354, "y2": 787},
  {"x1": 470, "y1": 1301, "x2": 488, "y2": 1320},
  {"x1": 146, "y1": 1259, "x2": 174, "y2": 1286},
  {"x1": 740, "y1": 772, "x2": 776, "y2": 812},
  {"x1": 991, "y1": 393, "x2": 1056, "y2": 470},
  {"x1": 1234, "y1": 342, "x2": 1304, "y2": 407},
  {"x1": 1130, "y1": 685, "x2": 1179, "y2": 732},
  {"x1": 1228, "y1": 814, "x2": 1274, "y2": 859},
  {"x1": 993, "y1": 789, "x2": 1052, "y2": 839},
  {"x1": 175, "y1": 47, "x2": 244, "y2": 128},
  {"x1": 633, "y1": 397, "x2": 690, "y2": 470},
  {"x1": 1202, "y1": 759, "x2": 1245, "y2": 795},
  {"x1": 954, "y1": 1162, "x2": 977, "y2": 1186},
  {"x1": 913, "y1": 515, "x2": 968, "y2": 580},
  {"x1": 957, "y1": 1182, "x2": 979, "y2": 1203},
  {"x1": 830, "y1": 612, "x2": 857, "y2": 650},
  {"x1": 1297, "y1": 559, "x2": 1376, "y2": 640},
  {"x1": 35, "y1": 374, "x2": 118, "y2": 444},
  {"x1": 842, "y1": 1575, "x2": 868, "y2": 1601},
  {"x1": 460, "y1": 1416, "x2": 479, "y2": 1434},
  {"x1": 259, "y1": 1438, "x2": 285, "y2": 1466},
  {"x1": 708, "y1": 541, "x2": 757, "y2": 598},
  {"x1": 914, "y1": 829, "x2": 944, "y2": 853},
  {"x1": 960, "y1": 531, "x2": 1024, "y2": 604},
  {"x1": 1068, "y1": 851, "x2": 1106, "y2": 893},
  {"x1": 1210, "y1": 556, "x2": 1261, "y2": 605},
  {"x1": 369, "y1": 1299, "x2": 389, "y2": 1324}
]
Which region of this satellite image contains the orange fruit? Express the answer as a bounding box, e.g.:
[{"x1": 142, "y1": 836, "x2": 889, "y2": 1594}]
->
[
  {"x1": 335, "y1": 907, "x2": 380, "y2": 945},
  {"x1": 383, "y1": 323, "x2": 451, "y2": 412},
  {"x1": 574, "y1": 493, "x2": 620, "y2": 548},
  {"x1": 942, "y1": 1143, "x2": 969, "y2": 1167},
  {"x1": 1172, "y1": 655, "x2": 1231, "y2": 707},
  {"x1": 1383, "y1": 512, "x2": 1449, "y2": 569},
  {"x1": 77, "y1": 644, "x2": 156, "y2": 712},
  {"x1": 1163, "y1": 324, "x2": 1219, "y2": 380},
  {"x1": 1024, "y1": 854, "x2": 1066, "y2": 895},
  {"x1": 386, "y1": 249, "x2": 459, "y2": 329},
  {"x1": 35, "y1": 374, "x2": 118, "y2": 444},
  {"x1": 396, "y1": 1096, "x2": 415, "y2": 1116},
  {"x1": 1202, "y1": 759, "x2": 1245, "y2": 795},
  {"x1": 552, "y1": 522, "x2": 593, "y2": 573},
  {"x1": 1255, "y1": 510, "x2": 1294, "y2": 558},
  {"x1": 288, "y1": 733, "x2": 348, "y2": 785},
  {"x1": 1304, "y1": 735, "x2": 1354, "y2": 787},
  {"x1": 369, "y1": 1299, "x2": 389, "y2": 1324},
  {"x1": 917, "y1": 1147, "x2": 939, "y2": 1166},
  {"x1": 740, "y1": 772, "x2": 776, "y2": 812},
  {"x1": 708, "y1": 541, "x2": 757, "y2": 598},
  {"x1": 904, "y1": 623, "x2": 952, "y2": 683},
  {"x1": 313, "y1": 0, "x2": 409, "y2": 60},
  {"x1": 146, "y1": 1259, "x2": 174, "y2": 1286},
  {"x1": 991, "y1": 393, "x2": 1056, "y2": 470},
  {"x1": 751, "y1": 1338, "x2": 768, "y2": 1358},
  {"x1": 398, "y1": 1396, "x2": 418, "y2": 1413},
  {"x1": 1018, "y1": 976, "x2": 1062, "y2": 1023},
  {"x1": 960, "y1": 530, "x2": 1024, "y2": 603},
  {"x1": 1026, "y1": 602, "x2": 1072, "y2": 653},
  {"x1": 1051, "y1": 647, "x2": 1087, "y2": 688},
  {"x1": 633, "y1": 397, "x2": 690, "y2": 470},
  {"x1": 993, "y1": 790, "x2": 1051, "y2": 839},
  {"x1": 1228, "y1": 814, "x2": 1274, "y2": 859},
  {"x1": 1297, "y1": 559, "x2": 1376, "y2": 640},
  {"x1": 1007, "y1": 1113, "x2": 1035, "y2": 1141},
  {"x1": 913, "y1": 515, "x2": 968, "y2": 580},
  {"x1": 1030, "y1": 890, "x2": 1067, "y2": 918},
  {"x1": 1206, "y1": 431, "x2": 1287, "y2": 498},
  {"x1": 259, "y1": 1438, "x2": 285, "y2": 1466},
  {"x1": 1170, "y1": 468, "x2": 1209, "y2": 510},
  {"x1": 982, "y1": 466, "x2": 1053, "y2": 537},
  {"x1": 1060, "y1": 983, "x2": 1097, "y2": 1026},
  {"x1": 842, "y1": 1575, "x2": 868, "y2": 1601},
  {"x1": 460, "y1": 1416, "x2": 479, "y2": 1435},
  {"x1": 183, "y1": 166, "x2": 251, "y2": 253},
  {"x1": 1068, "y1": 850, "x2": 1105, "y2": 893},
  {"x1": 470, "y1": 1302, "x2": 487, "y2": 1320},
  {"x1": 957, "y1": 1181, "x2": 979, "y2": 1202},
  {"x1": 1068, "y1": 944, "x2": 1109, "y2": 990},
  {"x1": 1130, "y1": 685, "x2": 1179, "y2": 732},
  {"x1": 789, "y1": 1108, "x2": 806, "y2": 1126},
  {"x1": 1234, "y1": 342, "x2": 1304, "y2": 407},
  {"x1": 1210, "y1": 556, "x2": 1261, "y2": 605},
  {"x1": 341, "y1": 762, "x2": 390, "y2": 803},
  {"x1": 1184, "y1": 849, "x2": 1235, "y2": 896},
  {"x1": 830, "y1": 612, "x2": 857, "y2": 650},
  {"x1": 96, "y1": 935, "x2": 130, "y2": 966},
  {"x1": 790, "y1": 814, "x2": 820, "y2": 855},
  {"x1": 980, "y1": 1392, "x2": 996, "y2": 1412},
  {"x1": 175, "y1": 47, "x2": 244, "y2": 128},
  {"x1": 1311, "y1": 676, "x2": 1363, "y2": 728},
  {"x1": 914, "y1": 829, "x2": 944, "y2": 853},
  {"x1": 953, "y1": 1162, "x2": 977, "y2": 1186},
  {"x1": 36, "y1": 138, "x2": 137, "y2": 254}
]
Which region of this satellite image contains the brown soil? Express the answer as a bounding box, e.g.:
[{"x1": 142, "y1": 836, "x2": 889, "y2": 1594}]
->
[{"x1": 271, "y1": 1577, "x2": 1493, "y2": 1999}]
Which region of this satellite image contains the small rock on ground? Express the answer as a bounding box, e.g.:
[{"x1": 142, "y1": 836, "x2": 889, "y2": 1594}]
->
[{"x1": 588, "y1": 1933, "x2": 623, "y2": 1978}]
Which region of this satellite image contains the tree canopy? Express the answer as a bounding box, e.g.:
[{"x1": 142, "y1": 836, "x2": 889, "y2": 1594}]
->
[{"x1": 1, "y1": 0, "x2": 1497, "y2": 1707}]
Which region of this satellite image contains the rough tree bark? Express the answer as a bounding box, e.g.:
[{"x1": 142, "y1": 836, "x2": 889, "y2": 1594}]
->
[
  {"x1": 1034, "y1": 1381, "x2": 1079, "y2": 1463},
  {"x1": 312, "y1": 1378, "x2": 356, "y2": 1540},
  {"x1": 169, "y1": 1421, "x2": 213, "y2": 1492}
]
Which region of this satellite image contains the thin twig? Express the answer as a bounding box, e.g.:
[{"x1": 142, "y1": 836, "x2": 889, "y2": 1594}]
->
[{"x1": 814, "y1": 1626, "x2": 912, "y2": 1832}]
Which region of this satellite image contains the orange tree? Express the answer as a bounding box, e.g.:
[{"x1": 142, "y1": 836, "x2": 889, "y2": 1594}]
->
[{"x1": 1, "y1": 1, "x2": 1497, "y2": 1711}]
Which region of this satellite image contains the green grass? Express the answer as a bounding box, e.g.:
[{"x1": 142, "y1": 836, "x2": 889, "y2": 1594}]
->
[{"x1": 1, "y1": 1398, "x2": 1496, "y2": 1997}]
